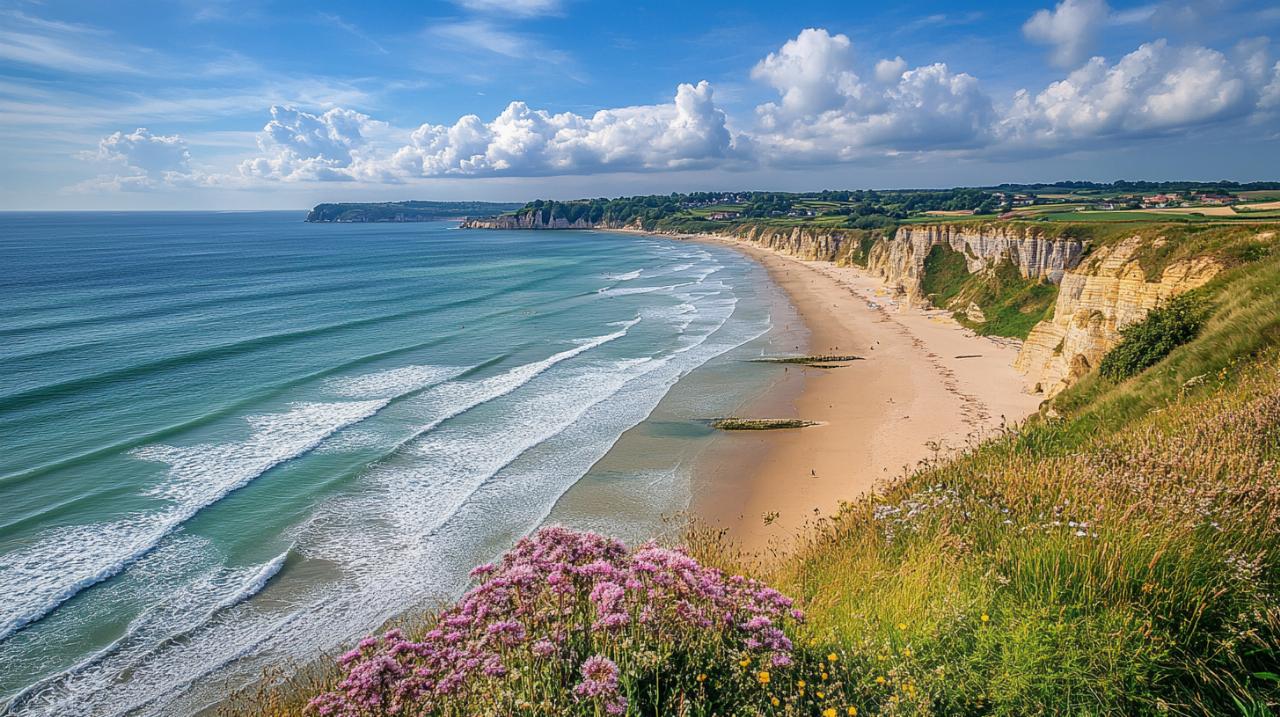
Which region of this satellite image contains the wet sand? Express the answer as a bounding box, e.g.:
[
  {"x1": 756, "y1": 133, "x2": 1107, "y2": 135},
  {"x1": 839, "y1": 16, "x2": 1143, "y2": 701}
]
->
[{"x1": 687, "y1": 236, "x2": 1042, "y2": 552}]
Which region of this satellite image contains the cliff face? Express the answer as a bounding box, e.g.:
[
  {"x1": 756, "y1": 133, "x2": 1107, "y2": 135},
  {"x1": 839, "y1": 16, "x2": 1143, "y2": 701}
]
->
[
  {"x1": 459, "y1": 215, "x2": 1233, "y2": 399},
  {"x1": 1014, "y1": 235, "x2": 1222, "y2": 397},
  {"x1": 866, "y1": 224, "x2": 1086, "y2": 306},
  {"x1": 459, "y1": 213, "x2": 638, "y2": 230},
  {"x1": 728, "y1": 225, "x2": 862, "y2": 263}
]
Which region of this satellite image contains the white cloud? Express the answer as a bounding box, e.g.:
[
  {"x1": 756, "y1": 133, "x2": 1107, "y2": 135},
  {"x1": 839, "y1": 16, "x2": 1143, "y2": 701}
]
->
[
  {"x1": 875, "y1": 56, "x2": 908, "y2": 84},
  {"x1": 0, "y1": 10, "x2": 144, "y2": 75},
  {"x1": 453, "y1": 0, "x2": 561, "y2": 17},
  {"x1": 74, "y1": 128, "x2": 203, "y2": 191},
  {"x1": 65, "y1": 26, "x2": 1280, "y2": 192},
  {"x1": 1023, "y1": 0, "x2": 1111, "y2": 68},
  {"x1": 385, "y1": 81, "x2": 741, "y2": 177},
  {"x1": 239, "y1": 106, "x2": 390, "y2": 182},
  {"x1": 749, "y1": 29, "x2": 993, "y2": 163},
  {"x1": 750, "y1": 28, "x2": 862, "y2": 118},
  {"x1": 1001, "y1": 39, "x2": 1278, "y2": 145}
]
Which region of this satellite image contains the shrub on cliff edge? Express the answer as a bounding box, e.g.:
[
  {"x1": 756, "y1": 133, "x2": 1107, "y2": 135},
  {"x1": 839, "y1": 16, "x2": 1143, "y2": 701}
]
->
[{"x1": 1099, "y1": 291, "x2": 1209, "y2": 380}]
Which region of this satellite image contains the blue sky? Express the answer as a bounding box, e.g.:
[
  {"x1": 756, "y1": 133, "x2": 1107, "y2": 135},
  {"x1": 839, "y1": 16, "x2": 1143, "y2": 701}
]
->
[{"x1": 2, "y1": 0, "x2": 1278, "y2": 209}]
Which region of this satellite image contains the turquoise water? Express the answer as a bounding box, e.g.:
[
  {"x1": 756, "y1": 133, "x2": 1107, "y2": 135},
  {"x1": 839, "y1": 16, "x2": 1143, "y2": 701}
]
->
[{"x1": 0, "y1": 212, "x2": 785, "y2": 714}]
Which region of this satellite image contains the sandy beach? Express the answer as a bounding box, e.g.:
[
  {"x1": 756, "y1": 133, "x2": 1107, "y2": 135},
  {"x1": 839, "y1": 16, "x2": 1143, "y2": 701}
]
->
[{"x1": 688, "y1": 235, "x2": 1042, "y2": 552}]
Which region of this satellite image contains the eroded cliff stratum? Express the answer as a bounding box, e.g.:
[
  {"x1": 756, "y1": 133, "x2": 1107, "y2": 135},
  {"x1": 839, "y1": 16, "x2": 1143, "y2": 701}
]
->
[{"x1": 462, "y1": 216, "x2": 1255, "y2": 399}]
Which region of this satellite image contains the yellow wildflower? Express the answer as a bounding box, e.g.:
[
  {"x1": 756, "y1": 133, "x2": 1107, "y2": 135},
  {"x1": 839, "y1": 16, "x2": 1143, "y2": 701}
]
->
[
  {"x1": 823, "y1": 709, "x2": 837, "y2": 717},
  {"x1": 980, "y1": 613, "x2": 990, "y2": 623},
  {"x1": 739, "y1": 658, "x2": 750, "y2": 668},
  {"x1": 817, "y1": 691, "x2": 825, "y2": 698},
  {"x1": 875, "y1": 676, "x2": 886, "y2": 685},
  {"x1": 902, "y1": 648, "x2": 912, "y2": 657},
  {"x1": 771, "y1": 697, "x2": 781, "y2": 707},
  {"x1": 896, "y1": 622, "x2": 907, "y2": 630},
  {"x1": 821, "y1": 672, "x2": 829, "y2": 680},
  {"x1": 847, "y1": 708, "x2": 858, "y2": 716},
  {"x1": 797, "y1": 680, "x2": 806, "y2": 688},
  {"x1": 757, "y1": 671, "x2": 771, "y2": 685},
  {"x1": 696, "y1": 673, "x2": 707, "y2": 683},
  {"x1": 827, "y1": 652, "x2": 838, "y2": 662}
]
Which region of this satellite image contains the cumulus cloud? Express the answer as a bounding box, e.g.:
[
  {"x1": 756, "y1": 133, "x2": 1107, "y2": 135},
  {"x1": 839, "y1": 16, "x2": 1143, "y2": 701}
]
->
[
  {"x1": 388, "y1": 81, "x2": 740, "y2": 177},
  {"x1": 74, "y1": 128, "x2": 203, "y2": 191},
  {"x1": 749, "y1": 29, "x2": 993, "y2": 163},
  {"x1": 875, "y1": 56, "x2": 908, "y2": 84},
  {"x1": 1001, "y1": 39, "x2": 1280, "y2": 146},
  {"x1": 238, "y1": 105, "x2": 390, "y2": 181},
  {"x1": 751, "y1": 28, "x2": 864, "y2": 118},
  {"x1": 237, "y1": 81, "x2": 740, "y2": 180},
  {"x1": 1023, "y1": 0, "x2": 1111, "y2": 68},
  {"x1": 77, "y1": 26, "x2": 1280, "y2": 193}
]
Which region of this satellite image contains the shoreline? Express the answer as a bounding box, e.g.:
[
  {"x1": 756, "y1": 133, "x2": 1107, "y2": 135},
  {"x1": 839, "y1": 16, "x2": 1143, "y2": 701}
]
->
[{"x1": 660, "y1": 231, "x2": 1042, "y2": 552}]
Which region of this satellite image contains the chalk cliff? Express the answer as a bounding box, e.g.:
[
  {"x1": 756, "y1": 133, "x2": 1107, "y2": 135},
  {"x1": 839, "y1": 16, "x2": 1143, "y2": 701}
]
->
[
  {"x1": 459, "y1": 213, "x2": 639, "y2": 230},
  {"x1": 865, "y1": 224, "x2": 1086, "y2": 306},
  {"x1": 459, "y1": 215, "x2": 1233, "y2": 399},
  {"x1": 1013, "y1": 236, "x2": 1222, "y2": 397}
]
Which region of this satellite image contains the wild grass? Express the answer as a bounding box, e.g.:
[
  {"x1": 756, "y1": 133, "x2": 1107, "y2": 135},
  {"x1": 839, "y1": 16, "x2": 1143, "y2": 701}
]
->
[{"x1": 763, "y1": 357, "x2": 1280, "y2": 715}]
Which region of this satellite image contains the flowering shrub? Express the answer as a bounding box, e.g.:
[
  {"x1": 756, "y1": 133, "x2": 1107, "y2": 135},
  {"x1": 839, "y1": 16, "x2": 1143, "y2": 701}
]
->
[{"x1": 304, "y1": 526, "x2": 812, "y2": 716}]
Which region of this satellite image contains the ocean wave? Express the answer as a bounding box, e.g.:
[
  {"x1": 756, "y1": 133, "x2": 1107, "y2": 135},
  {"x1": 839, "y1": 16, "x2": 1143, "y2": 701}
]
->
[
  {"x1": 596, "y1": 282, "x2": 692, "y2": 298},
  {"x1": 4, "y1": 543, "x2": 291, "y2": 716},
  {"x1": 327, "y1": 365, "x2": 466, "y2": 399},
  {"x1": 0, "y1": 401, "x2": 383, "y2": 643},
  {"x1": 603, "y1": 269, "x2": 642, "y2": 282}
]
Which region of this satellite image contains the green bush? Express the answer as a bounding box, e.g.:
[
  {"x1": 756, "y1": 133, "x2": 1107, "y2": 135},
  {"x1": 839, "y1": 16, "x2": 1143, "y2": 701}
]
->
[{"x1": 1099, "y1": 292, "x2": 1210, "y2": 380}]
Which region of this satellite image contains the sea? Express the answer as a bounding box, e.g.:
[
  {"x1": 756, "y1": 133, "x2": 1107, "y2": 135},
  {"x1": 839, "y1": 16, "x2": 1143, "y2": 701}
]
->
[{"x1": 0, "y1": 211, "x2": 800, "y2": 715}]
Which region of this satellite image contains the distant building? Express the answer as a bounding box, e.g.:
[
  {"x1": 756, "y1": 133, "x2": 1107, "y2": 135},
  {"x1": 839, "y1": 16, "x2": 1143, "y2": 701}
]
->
[
  {"x1": 1141, "y1": 193, "x2": 1181, "y2": 207},
  {"x1": 1198, "y1": 194, "x2": 1237, "y2": 205},
  {"x1": 707, "y1": 211, "x2": 740, "y2": 221}
]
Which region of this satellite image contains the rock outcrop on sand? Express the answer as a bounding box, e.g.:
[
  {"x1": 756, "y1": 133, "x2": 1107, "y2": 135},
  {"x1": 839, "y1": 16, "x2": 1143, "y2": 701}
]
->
[{"x1": 1013, "y1": 235, "x2": 1221, "y2": 398}]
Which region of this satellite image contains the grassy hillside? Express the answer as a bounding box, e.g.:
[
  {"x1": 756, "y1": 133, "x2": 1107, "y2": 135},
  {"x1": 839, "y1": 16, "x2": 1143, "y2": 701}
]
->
[
  {"x1": 224, "y1": 225, "x2": 1280, "y2": 717},
  {"x1": 760, "y1": 245, "x2": 1280, "y2": 715}
]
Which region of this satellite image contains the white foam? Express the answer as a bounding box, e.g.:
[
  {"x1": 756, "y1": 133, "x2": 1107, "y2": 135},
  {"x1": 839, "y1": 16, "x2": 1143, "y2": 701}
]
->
[
  {"x1": 327, "y1": 365, "x2": 464, "y2": 399},
  {"x1": 4, "y1": 541, "x2": 293, "y2": 716},
  {"x1": 1, "y1": 245, "x2": 773, "y2": 717},
  {"x1": 603, "y1": 269, "x2": 642, "y2": 281},
  {"x1": 597, "y1": 282, "x2": 691, "y2": 298},
  {"x1": 215, "y1": 550, "x2": 288, "y2": 611},
  {"x1": 0, "y1": 401, "x2": 382, "y2": 643}
]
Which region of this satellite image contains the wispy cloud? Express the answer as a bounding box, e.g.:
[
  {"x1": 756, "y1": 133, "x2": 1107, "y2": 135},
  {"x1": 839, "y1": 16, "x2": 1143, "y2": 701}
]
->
[
  {"x1": 0, "y1": 10, "x2": 147, "y2": 74},
  {"x1": 451, "y1": 0, "x2": 563, "y2": 18},
  {"x1": 426, "y1": 20, "x2": 585, "y2": 83},
  {"x1": 896, "y1": 11, "x2": 985, "y2": 34},
  {"x1": 316, "y1": 13, "x2": 390, "y2": 55}
]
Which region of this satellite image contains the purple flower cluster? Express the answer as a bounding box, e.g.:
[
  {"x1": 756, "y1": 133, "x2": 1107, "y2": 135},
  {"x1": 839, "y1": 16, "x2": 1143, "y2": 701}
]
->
[{"x1": 305, "y1": 526, "x2": 802, "y2": 716}]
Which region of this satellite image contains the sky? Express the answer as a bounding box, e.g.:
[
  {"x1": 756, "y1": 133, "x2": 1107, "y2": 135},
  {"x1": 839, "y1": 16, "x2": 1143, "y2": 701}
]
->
[{"x1": 1, "y1": 0, "x2": 1278, "y2": 209}]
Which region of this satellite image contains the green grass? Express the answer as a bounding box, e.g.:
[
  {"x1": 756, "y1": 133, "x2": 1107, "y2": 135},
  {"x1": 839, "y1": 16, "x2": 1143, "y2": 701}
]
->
[
  {"x1": 1098, "y1": 291, "x2": 1210, "y2": 380},
  {"x1": 758, "y1": 354, "x2": 1280, "y2": 715},
  {"x1": 917, "y1": 245, "x2": 1058, "y2": 340}
]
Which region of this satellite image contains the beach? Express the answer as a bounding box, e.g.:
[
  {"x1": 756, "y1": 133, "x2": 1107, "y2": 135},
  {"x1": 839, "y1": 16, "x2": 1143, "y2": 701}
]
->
[{"x1": 689, "y1": 235, "x2": 1043, "y2": 551}]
